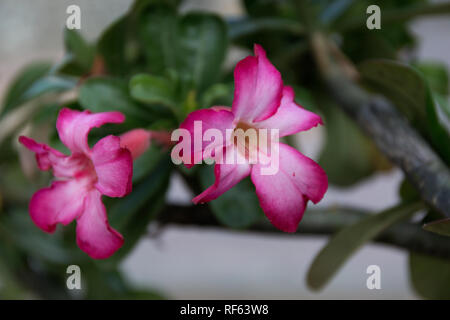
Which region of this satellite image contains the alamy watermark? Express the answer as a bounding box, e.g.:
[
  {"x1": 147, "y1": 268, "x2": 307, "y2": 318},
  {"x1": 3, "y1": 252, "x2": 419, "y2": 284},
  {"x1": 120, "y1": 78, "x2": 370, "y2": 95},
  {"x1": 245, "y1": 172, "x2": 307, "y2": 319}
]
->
[
  {"x1": 366, "y1": 265, "x2": 381, "y2": 290},
  {"x1": 66, "y1": 5, "x2": 81, "y2": 30},
  {"x1": 171, "y1": 122, "x2": 280, "y2": 175},
  {"x1": 66, "y1": 265, "x2": 81, "y2": 290}
]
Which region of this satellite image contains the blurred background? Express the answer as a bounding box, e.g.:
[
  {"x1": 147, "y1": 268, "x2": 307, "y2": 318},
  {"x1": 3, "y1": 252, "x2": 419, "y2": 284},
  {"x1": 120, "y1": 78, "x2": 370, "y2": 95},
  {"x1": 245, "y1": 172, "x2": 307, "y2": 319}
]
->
[{"x1": 0, "y1": 0, "x2": 449, "y2": 299}]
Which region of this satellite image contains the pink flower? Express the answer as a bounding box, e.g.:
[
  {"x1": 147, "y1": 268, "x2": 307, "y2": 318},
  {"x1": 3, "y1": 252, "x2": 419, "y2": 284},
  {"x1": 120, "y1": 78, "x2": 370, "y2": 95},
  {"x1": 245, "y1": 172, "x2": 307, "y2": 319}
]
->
[
  {"x1": 19, "y1": 108, "x2": 133, "y2": 259},
  {"x1": 177, "y1": 45, "x2": 328, "y2": 232}
]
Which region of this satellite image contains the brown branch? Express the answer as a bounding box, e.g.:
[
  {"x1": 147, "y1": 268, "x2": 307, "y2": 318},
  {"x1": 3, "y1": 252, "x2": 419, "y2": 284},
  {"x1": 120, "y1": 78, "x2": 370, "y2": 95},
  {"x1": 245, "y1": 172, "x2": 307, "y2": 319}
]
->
[
  {"x1": 155, "y1": 204, "x2": 450, "y2": 259},
  {"x1": 310, "y1": 33, "x2": 450, "y2": 218}
]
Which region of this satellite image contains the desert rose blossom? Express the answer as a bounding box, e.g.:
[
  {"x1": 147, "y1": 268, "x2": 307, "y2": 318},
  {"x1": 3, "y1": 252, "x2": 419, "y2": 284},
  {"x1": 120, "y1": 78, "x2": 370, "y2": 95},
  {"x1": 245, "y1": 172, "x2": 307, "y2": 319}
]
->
[
  {"x1": 19, "y1": 108, "x2": 136, "y2": 259},
  {"x1": 176, "y1": 44, "x2": 328, "y2": 232}
]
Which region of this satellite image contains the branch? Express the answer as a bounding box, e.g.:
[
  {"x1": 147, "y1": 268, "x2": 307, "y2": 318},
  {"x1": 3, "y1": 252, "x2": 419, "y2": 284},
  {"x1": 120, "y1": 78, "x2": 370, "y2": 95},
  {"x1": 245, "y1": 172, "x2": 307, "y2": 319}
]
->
[
  {"x1": 156, "y1": 204, "x2": 450, "y2": 259},
  {"x1": 310, "y1": 33, "x2": 450, "y2": 218}
]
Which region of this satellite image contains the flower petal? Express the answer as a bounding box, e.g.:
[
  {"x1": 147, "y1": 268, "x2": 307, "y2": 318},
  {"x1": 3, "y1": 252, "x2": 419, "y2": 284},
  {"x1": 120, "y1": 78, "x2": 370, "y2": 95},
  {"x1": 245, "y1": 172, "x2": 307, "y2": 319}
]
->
[
  {"x1": 232, "y1": 44, "x2": 283, "y2": 123},
  {"x1": 193, "y1": 146, "x2": 251, "y2": 204},
  {"x1": 92, "y1": 135, "x2": 133, "y2": 197},
  {"x1": 179, "y1": 108, "x2": 235, "y2": 168},
  {"x1": 18, "y1": 136, "x2": 81, "y2": 177},
  {"x1": 29, "y1": 179, "x2": 87, "y2": 233},
  {"x1": 255, "y1": 86, "x2": 323, "y2": 137},
  {"x1": 251, "y1": 143, "x2": 327, "y2": 232},
  {"x1": 76, "y1": 190, "x2": 124, "y2": 259},
  {"x1": 56, "y1": 108, "x2": 125, "y2": 155},
  {"x1": 120, "y1": 129, "x2": 151, "y2": 160}
]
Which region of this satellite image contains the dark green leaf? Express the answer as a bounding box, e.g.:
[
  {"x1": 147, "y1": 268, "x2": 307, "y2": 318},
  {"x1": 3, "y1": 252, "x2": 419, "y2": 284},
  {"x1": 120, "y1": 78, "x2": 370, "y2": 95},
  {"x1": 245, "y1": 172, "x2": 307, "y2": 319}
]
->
[
  {"x1": 199, "y1": 166, "x2": 263, "y2": 228},
  {"x1": 97, "y1": 16, "x2": 132, "y2": 76},
  {"x1": 307, "y1": 201, "x2": 422, "y2": 290},
  {"x1": 319, "y1": 106, "x2": 390, "y2": 186},
  {"x1": 176, "y1": 13, "x2": 227, "y2": 92},
  {"x1": 227, "y1": 17, "x2": 304, "y2": 40},
  {"x1": 200, "y1": 83, "x2": 233, "y2": 108},
  {"x1": 139, "y1": 6, "x2": 178, "y2": 75},
  {"x1": 409, "y1": 252, "x2": 450, "y2": 299},
  {"x1": 360, "y1": 60, "x2": 428, "y2": 131},
  {"x1": 139, "y1": 10, "x2": 227, "y2": 92}
]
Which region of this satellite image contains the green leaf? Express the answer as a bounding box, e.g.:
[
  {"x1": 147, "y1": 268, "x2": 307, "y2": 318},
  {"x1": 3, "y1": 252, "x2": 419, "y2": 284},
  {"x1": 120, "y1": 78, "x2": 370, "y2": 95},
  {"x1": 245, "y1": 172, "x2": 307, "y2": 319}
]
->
[
  {"x1": 423, "y1": 218, "x2": 450, "y2": 237},
  {"x1": 319, "y1": 106, "x2": 390, "y2": 186},
  {"x1": 320, "y1": 0, "x2": 355, "y2": 24},
  {"x1": 426, "y1": 93, "x2": 450, "y2": 164},
  {"x1": 176, "y1": 13, "x2": 227, "y2": 92},
  {"x1": 409, "y1": 253, "x2": 450, "y2": 299},
  {"x1": 22, "y1": 75, "x2": 76, "y2": 100},
  {"x1": 139, "y1": 9, "x2": 227, "y2": 92},
  {"x1": 414, "y1": 62, "x2": 449, "y2": 96},
  {"x1": 79, "y1": 77, "x2": 154, "y2": 127},
  {"x1": 139, "y1": 6, "x2": 178, "y2": 75},
  {"x1": 359, "y1": 60, "x2": 428, "y2": 131},
  {"x1": 132, "y1": 144, "x2": 167, "y2": 183},
  {"x1": 200, "y1": 83, "x2": 233, "y2": 108},
  {"x1": 63, "y1": 28, "x2": 95, "y2": 72},
  {"x1": 360, "y1": 59, "x2": 450, "y2": 163},
  {"x1": 307, "y1": 201, "x2": 422, "y2": 291},
  {"x1": 97, "y1": 16, "x2": 131, "y2": 76},
  {"x1": 130, "y1": 74, "x2": 176, "y2": 108},
  {"x1": 227, "y1": 17, "x2": 304, "y2": 40},
  {"x1": 1, "y1": 62, "x2": 52, "y2": 114},
  {"x1": 199, "y1": 166, "x2": 263, "y2": 228},
  {"x1": 105, "y1": 155, "x2": 171, "y2": 264}
]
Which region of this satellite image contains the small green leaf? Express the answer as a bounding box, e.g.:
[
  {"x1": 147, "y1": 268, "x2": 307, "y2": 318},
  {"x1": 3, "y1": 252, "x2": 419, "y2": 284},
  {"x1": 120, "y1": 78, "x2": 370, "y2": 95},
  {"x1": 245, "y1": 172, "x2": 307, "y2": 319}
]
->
[
  {"x1": 130, "y1": 74, "x2": 176, "y2": 108},
  {"x1": 307, "y1": 201, "x2": 422, "y2": 291},
  {"x1": 199, "y1": 166, "x2": 263, "y2": 228},
  {"x1": 79, "y1": 77, "x2": 154, "y2": 127},
  {"x1": 423, "y1": 218, "x2": 450, "y2": 237},
  {"x1": 409, "y1": 253, "x2": 450, "y2": 299}
]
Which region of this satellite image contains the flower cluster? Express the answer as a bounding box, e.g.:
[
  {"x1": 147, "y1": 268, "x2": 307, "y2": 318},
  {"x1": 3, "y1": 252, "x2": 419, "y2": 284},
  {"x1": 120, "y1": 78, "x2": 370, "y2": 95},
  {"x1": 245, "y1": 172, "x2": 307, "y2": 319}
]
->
[{"x1": 20, "y1": 44, "x2": 327, "y2": 259}]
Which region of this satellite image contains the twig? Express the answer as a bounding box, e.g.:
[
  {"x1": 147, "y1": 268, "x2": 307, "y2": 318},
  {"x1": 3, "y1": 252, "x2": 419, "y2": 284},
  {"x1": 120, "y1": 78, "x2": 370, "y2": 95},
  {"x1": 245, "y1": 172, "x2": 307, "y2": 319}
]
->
[{"x1": 155, "y1": 204, "x2": 450, "y2": 259}]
